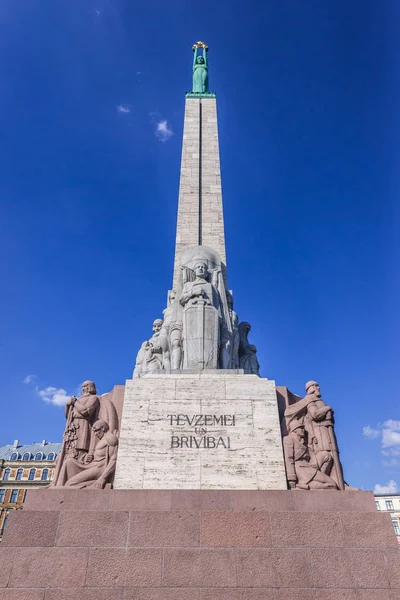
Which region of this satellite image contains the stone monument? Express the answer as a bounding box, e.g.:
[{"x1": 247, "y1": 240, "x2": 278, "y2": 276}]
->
[{"x1": 1, "y1": 42, "x2": 399, "y2": 598}]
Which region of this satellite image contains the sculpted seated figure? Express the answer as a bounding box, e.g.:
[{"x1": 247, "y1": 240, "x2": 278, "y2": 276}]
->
[
  {"x1": 57, "y1": 420, "x2": 118, "y2": 489},
  {"x1": 133, "y1": 318, "x2": 170, "y2": 376},
  {"x1": 283, "y1": 419, "x2": 338, "y2": 490}
]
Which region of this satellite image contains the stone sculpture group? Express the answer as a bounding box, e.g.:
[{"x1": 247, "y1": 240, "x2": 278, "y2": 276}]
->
[
  {"x1": 51, "y1": 381, "x2": 119, "y2": 489},
  {"x1": 283, "y1": 381, "x2": 345, "y2": 490},
  {"x1": 133, "y1": 246, "x2": 260, "y2": 375}
]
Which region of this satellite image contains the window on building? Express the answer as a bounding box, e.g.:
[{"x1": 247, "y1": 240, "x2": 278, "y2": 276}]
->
[
  {"x1": 393, "y1": 520, "x2": 400, "y2": 536},
  {"x1": 10, "y1": 490, "x2": 18, "y2": 503},
  {"x1": 3, "y1": 469, "x2": 10, "y2": 481},
  {"x1": 10, "y1": 453, "x2": 19, "y2": 461},
  {"x1": 41, "y1": 469, "x2": 49, "y2": 481},
  {"x1": 35, "y1": 452, "x2": 43, "y2": 461},
  {"x1": 16, "y1": 469, "x2": 23, "y2": 481},
  {"x1": 375, "y1": 501, "x2": 380, "y2": 510},
  {"x1": 22, "y1": 453, "x2": 31, "y2": 461},
  {"x1": 386, "y1": 500, "x2": 394, "y2": 511},
  {"x1": 47, "y1": 453, "x2": 55, "y2": 461},
  {"x1": 28, "y1": 469, "x2": 36, "y2": 481},
  {"x1": 0, "y1": 490, "x2": 5, "y2": 503}
]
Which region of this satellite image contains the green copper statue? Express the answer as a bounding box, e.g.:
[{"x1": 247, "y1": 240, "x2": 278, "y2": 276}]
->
[{"x1": 192, "y1": 41, "x2": 209, "y2": 93}]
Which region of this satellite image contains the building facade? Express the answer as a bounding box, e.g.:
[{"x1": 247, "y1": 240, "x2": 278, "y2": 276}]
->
[
  {"x1": 0, "y1": 440, "x2": 61, "y2": 535},
  {"x1": 375, "y1": 492, "x2": 400, "y2": 543}
]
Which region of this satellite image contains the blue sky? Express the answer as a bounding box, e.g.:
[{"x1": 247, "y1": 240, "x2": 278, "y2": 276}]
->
[{"x1": 0, "y1": 0, "x2": 399, "y2": 492}]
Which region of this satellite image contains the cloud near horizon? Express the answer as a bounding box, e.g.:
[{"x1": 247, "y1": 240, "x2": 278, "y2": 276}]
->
[
  {"x1": 374, "y1": 479, "x2": 398, "y2": 494},
  {"x1": 364, "y1": 420, "x2": 400, "y2": 467}
]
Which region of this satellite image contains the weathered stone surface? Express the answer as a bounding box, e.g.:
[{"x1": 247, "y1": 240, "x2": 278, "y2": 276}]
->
[
  {"x1": 114, "y1": 373, "x2": 287, "y2": 490},
  {"x1": 1, "y1": 510, "x2": 59, "y2": 547},
  {"x1": 173, "y1": 97, "x2": 226, "y2": 291}
]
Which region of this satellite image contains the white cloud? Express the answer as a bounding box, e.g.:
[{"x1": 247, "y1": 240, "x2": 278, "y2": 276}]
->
[
  {"x1": 374, "y1": 480, "x2": 398, "y2": 494},
  {"x1": 362, "y1": 425, "x2": 380, "y2": 440},
  {"x1": 383, "y1": 420, "x2": 400, "y2": 431},
  {"x1": 117, "y1": 104, "x2": 130, "y2": 114},
  {"x1": 382, "y1": 429, "x2": 400, "y2": 448},
  {"x1": 23, "y1": 374, "x2": 37, "y2": 384},
  {"x1": 37, "y1": 386, "x2": 70, "y2": 407},
  {"x1": 156, "y1": 119, "x2": 173, "y2": 142}
]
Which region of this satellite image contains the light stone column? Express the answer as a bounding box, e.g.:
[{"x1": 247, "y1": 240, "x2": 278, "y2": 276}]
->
[{"x1": 173, "y1": 97, "x2": 226, "y2": 291}]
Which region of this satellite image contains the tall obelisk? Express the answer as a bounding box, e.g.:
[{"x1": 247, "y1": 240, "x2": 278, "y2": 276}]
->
[
  {"x1": 173, "y1": 61, "x2": 226, "y2": 289},
  {"x1": 114, "y1": 43, "x2": 287, "y2": 489}
]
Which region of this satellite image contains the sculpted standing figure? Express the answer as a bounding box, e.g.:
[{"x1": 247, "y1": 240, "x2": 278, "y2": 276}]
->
[
  {"x1": 192, "y1": 42, "x2": 209, "y2": 93},
  {"x1": 180, "y1": 260, "x2": 220, "y2": 309},
  {"x1": 64, "y1": 380, "x2": 99, "y2": 459},
  {"x1": 162, "y1": 291, "x2": 183, "y2": 369},
  {"x1": 238, "y1": 322, "x2": 260, "y2": 375},
  {"x1": 284, "y1": 380, "x2": 345, "y2": 490},
  {"x1": 51, "y1": 380, "x2": 100, "y2": 486},
  {"x1": 283, "y1": 419, "x2": 338, "y2": 490},
  {"x1": 57, "y1": 420, "x2": 118, "y2": 489}
]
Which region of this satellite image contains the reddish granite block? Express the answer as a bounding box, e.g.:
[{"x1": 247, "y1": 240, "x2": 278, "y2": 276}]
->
[
  {"x1": 237, "y1": 549, "x2": 313, "y2": 588},
  {"x1": 384, "y1": 549, "x2": 400, "y2": 588},
  {"x1": 356, "y1": 592, "x2": 395, "y2": 600},
  {"x1": 163, "y1": 549, "x2": 236, "y2": 587},
  {"x1": 230, "y1": 491, "x2": 293, "y2": 512},
  {"x1": 9, "y1": 547, "x2": 88, "y2": 588},
  {"x1": 200, "y1": 590, "x2": 277, "y2": 599},
  {"x1": 85, "y1": 548, "x2": 126, "y2": 587},
  {"x1": 129, "y1": 511, "x2": 199, "y2": 547},
  {"x1": 171, "y1": 490, "x2": 230, "y2": 510},
  {"x1": 271, "y1": 511, "x2": 343, "y2": 548},
  {"x1": 314, "y1": 593, "x2": 357, "y2": 600},
  {"x1": 125, "y1": 549, "x2": 163, "y2": 586},
  {"x1": 86, "y1": 548, "x2": 162, "y2": 588},
  {"x1": 2, "y1": 511, "x2": 59, "y2": 547},
  {"x1": 110, "y1": 490, "x2": 171, "y2": 511},
  {"x1": 0, "y1": 592, "x2": 45, "y2": 600},
  {"x1": 341, "y1": 512, "x2": 398, "y2": 548},
  {"x1": 125, "y1": 589, "x2": 200, "y2": 600},
  {"x1": 45, "y1": 591, "x2": 124, "y2": 600},
  {"x1": 310, "y1": 548, "x2": 354, "y2": 588},
  {"x1": 276, "y1": 591, "x2": 315, "y2": 600},
  {"x1": 291, "y1": 491, "x2": 375, "y2": 513},
  {"x1": 56, "y1": 511, "x2": 128, "y2": 547},
  {"x1": 0, "y1": 548, "x2": 15, "y2": 587},
  {"x1": 201, "y1": 511, "x2": 271, "y2": 547},
  {"x1": 347, "y1": 549, "x2": 389, "y2": 588},
  {"x1": 24, "y1": 489, "x2": 112, "y2": 511}
]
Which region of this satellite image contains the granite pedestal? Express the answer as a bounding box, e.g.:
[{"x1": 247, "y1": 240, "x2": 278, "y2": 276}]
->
[{"x1": 1, "y1": 489, "x2": 399, "y2": 598}]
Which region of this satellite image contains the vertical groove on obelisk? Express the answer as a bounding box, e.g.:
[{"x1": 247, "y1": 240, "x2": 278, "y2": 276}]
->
[{"x1": 198, "y1": 99, "x2": 202, "y2": 246}]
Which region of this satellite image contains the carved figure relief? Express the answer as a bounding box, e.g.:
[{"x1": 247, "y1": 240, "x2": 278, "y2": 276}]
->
[
  {"x1": 132, "y1": 246, "x2": 261, "y2": 376},
  {"x1": 283, "y1": 380, "x2": 345, "y2": 490},
  {"x1": 238, "y1": 322, "x2": 260, "y2": 375},
  {"x1": 51, "y1": 381, "x2": 119, "y2": 489},
  {"x1": 283, "y1": 419, "x2": 338, "y2": 490}
]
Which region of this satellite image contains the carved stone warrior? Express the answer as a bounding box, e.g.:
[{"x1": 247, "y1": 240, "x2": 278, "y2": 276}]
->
[
  {"x1": 283, "y1": 419, "x2": 338, "y2": 490},
  {"x1": 284, "y1": 380, "x2": 345, "y2": 490},
  {"x1": 238, "y1": 322, "x2": 260, "y2": 376},
  {"x1": 133, "y1": 319, "x2": 170, "y2": 376},
  {"x1": 63, "y1": 380, "x2": 99, "y2": 459},
  {"x1": 56, "y1": 420, "x2": 118, "y2": 489},
  {"x1": 180, "y1": 256, "x2": 222, "y2": 369}
]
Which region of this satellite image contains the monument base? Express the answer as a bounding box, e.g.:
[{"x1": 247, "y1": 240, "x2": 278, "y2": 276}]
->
[
  {"x1": 1, "y1": 489, "x2": 399, "y2": 598},
  {"x1": 114, "y1": 373, "x2": 288, "y2": 490}
]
